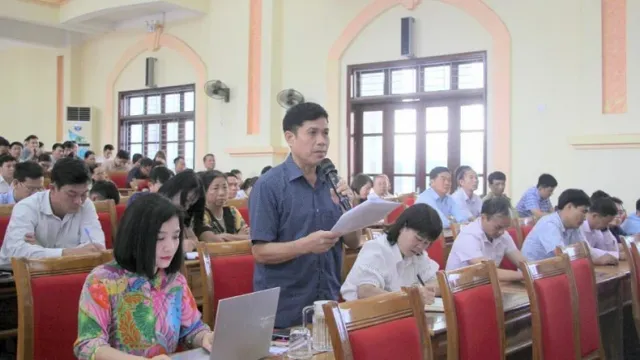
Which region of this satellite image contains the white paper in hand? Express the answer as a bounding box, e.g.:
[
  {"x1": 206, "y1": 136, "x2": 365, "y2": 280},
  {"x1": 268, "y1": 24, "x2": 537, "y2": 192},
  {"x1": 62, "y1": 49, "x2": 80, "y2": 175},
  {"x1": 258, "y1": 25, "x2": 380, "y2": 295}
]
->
[{"x1": 331, "y1": 199, "x2": 402, "y2": 235}]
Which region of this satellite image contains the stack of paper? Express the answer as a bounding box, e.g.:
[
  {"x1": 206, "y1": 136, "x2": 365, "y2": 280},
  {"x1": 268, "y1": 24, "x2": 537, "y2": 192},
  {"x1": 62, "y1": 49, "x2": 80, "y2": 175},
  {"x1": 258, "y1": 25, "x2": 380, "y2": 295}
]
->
[
  {"x1": 331, "y1": 199, "x2": 401, "y2": 234},
  {"x1": 424, "y1": 298, "x2": 445, "y2": 312}
]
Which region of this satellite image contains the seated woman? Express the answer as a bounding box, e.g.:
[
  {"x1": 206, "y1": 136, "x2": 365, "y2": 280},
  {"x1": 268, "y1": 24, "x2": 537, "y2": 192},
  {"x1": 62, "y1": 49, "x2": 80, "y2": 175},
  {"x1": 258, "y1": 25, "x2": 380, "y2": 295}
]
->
[
  {"x1": 340, "y1": 203, "x2": 442, "y2": 305},
  {"x1": 350, "y1": 173, "x2": 373, "y2": 205},
  {"x1": 157, "y1": 170, "x2": 205, "y2": 252},
  {"x1": 199, "y1": 171, "x2": 249, "y2": 242},
  {"x1": 451, "y1": 165, "x2": 482, "y2": 219},
  {"x1": 74, "y1": 193, "x2": 213, "y2": 359}
]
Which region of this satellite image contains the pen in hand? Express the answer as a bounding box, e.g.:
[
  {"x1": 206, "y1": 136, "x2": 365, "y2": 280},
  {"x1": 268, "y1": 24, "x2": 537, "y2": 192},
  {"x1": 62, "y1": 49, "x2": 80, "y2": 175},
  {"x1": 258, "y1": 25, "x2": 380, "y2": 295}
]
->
[{"x1": 416, "y1": 274, "x2": 426, "y2": 286}]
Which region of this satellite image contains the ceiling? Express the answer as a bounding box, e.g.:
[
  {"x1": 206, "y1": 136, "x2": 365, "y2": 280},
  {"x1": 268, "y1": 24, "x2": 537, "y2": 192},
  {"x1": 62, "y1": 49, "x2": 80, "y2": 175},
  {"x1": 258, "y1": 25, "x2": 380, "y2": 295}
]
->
[{"x1": 0, "y1": 0, "x2": 207, "y2": 51}]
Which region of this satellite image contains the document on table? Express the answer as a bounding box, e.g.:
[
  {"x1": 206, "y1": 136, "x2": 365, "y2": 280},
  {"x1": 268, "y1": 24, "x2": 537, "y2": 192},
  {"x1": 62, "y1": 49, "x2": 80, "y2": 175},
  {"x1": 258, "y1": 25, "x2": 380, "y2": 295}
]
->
[
  {"x1": 424, "y1": 297, "x2": 444, "y2": 312},
  {"x1": 331, "y1": 199, "x2": 402, "y2": 234}
]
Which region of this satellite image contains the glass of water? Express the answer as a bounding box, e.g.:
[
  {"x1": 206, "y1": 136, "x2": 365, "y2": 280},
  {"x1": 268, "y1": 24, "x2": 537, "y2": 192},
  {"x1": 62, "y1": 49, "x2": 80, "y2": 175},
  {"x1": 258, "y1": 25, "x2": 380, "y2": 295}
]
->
[{"x1": 287, "y1": 327, "x2": 312, "y2": 359}]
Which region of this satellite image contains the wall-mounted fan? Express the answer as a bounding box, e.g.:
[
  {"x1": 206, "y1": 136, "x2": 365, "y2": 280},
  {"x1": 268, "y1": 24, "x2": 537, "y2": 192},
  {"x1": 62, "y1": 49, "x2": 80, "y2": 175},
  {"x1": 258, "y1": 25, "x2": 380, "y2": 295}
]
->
[
  {"x1": 204, "y1": 80, "x2": 230, "y2": 102},
  {"x1": 277, "y1": 88, "x2": 305, "y2": 109}
]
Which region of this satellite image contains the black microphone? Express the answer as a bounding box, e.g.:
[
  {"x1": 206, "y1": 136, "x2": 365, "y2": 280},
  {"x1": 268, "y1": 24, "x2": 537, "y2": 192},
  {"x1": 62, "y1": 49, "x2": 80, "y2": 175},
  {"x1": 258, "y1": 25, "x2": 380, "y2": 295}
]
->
[{"x1": 319, "y1": 158, "x2": 352, "y2": 212}]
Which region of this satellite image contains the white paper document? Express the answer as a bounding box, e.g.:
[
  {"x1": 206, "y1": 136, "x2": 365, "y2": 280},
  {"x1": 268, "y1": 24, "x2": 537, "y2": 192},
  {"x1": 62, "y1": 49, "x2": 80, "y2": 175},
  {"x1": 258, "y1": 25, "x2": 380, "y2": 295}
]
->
[
  {"x1": 424, "y1": 297, "x2": 444, "y2": 312},
  {"x1": 331, "y1": 199, "x2": 402, "y2": 234}
]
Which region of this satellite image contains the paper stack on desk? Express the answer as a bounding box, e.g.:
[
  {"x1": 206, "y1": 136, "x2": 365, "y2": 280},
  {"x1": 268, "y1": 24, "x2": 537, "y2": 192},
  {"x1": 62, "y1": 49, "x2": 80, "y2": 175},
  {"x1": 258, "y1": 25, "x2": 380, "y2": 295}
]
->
[
  {"x1": 424, "y1": 298, "x2": 445, "y2": 312},
  {"x1": 331, "y1": 199, "x2": 401, "y2": 234}
]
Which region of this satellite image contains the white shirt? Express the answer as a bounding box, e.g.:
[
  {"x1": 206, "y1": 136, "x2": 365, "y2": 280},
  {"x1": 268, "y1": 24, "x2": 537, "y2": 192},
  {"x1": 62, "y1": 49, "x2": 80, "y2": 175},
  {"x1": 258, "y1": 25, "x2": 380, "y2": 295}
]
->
[
  {"x1": 340, "y1": 233, "x2": 439, "y2": 301},
  {"x1": 0, "y1": 176, "x2": 9, "y2": 193},
  {"x1": 446, "y1": 218, "x2": 518, "y2": 270},
  {"x1": 451, "y1": 188, "x2": 482, "y2": 218},
  {"x1": 0, "y1": 190, "x2": 105, "y2": 269},
  {"x1": 579, "y1": 220, "x2": 619, "y2": 259}
]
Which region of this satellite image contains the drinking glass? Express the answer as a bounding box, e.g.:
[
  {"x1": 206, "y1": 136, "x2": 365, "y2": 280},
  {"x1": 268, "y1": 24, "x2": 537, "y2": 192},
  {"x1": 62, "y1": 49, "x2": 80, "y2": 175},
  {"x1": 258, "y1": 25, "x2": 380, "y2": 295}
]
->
[{"x1": 287, "y1": 327, "x2": 312, "y2": 360}]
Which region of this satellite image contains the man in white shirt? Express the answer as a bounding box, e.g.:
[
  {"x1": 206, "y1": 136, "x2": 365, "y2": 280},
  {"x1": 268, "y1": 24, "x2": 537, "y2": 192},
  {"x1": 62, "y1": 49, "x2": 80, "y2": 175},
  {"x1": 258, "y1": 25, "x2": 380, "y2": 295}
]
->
[
  {"x1": 580, "y1": 196, "x2": 620, "y2": 261},
  {"x1": 446, "y1": 197, "x2": 526, "y2": 281},
  {"x1": 0, "y1": 157, "x2": 105, "y2": 269},
  {"x1": 0, "y1": 154, "x2": 17, "y2": 193},
  {"x1": 0, "y1": 161, "x2": 44, "y2": 205},
  {"x1": 95, "y1": 144, "x2": 114, "y2": 164},
  {"x1": 368, "y1": 174, "x2": 393, "y2": 200}
]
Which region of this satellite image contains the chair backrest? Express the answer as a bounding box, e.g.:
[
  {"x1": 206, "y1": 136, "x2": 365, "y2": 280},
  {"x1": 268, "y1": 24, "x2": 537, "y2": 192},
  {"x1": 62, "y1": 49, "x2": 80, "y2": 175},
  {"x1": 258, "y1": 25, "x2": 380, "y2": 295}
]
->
[
  {"x1": 437, "y1": 261, "x2": 505, "y2": 360},
  {"x1": 323, "y1": 287, "x2": 431, "y2": 360},
  {"x1": 226, "y1": 198, "x2": 247, "y2": 209},
  {"x1": 11, "y1": 252, "x2": 113, "y2": 360},
  {"x1": 426, "y1": 234, "x2": 446, "y2": 270},
  {"x1": 197, "y1": 240, "x2": 255, "y2": 328},
  {"x1": 384, "y1": 204, "x2": 406, "y2": 225},
  {"x1": 108, "y1": 171, "x2": 129, "y2": 189},
  {"x1": 520, "y1": 254, "x2": 581, "y2": 360},
  {"x1": 499, "y1": 226, "x2": 523, "y2": 271},
  {"x1": 554, "y1": 242, "x2": 604, "y2": 359},
  {"x1": 0, "y1": 204, "x2": 14, "y2": 248},
  {"x1": 93, "y1": 199, "x2": 117, "y2": 249},
  {"x1": 237, "y1": 207, "x2": 250, "y2": 226},
  {"x1": 621, "y1": 236, "x2": 640, "y2": 342}
]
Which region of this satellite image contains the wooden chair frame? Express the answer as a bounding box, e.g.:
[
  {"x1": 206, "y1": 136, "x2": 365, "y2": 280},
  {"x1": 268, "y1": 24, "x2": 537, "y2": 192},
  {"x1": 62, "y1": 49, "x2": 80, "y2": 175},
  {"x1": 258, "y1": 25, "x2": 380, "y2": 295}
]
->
[
  {"x1": 621, "y1": 236, "x2": 640, "y2": 342},
  {"x1": 226, "y1": 198, "x2": 247, "y2": 209},
  {"x1": 437, "y1": 261, "x2": 506, "y2": 360},
  {"x1": 93, "y1": 199, "x2": 117, "y2": 243},
  {"x1": 322, "y1": 287, "x2": 432, "y2": 360},
  {"x1": 520, "y1": 254, "x2": 581, "y2": 360},
  {"x1": 0, "y1": 204, "x2": 14, "y2": 217},
  {"x1": 196, "y1": 240, "x2": 252, "y2": 327},
  {"x1": 554, "y1": 242, "x2": 605, "y2": 359},
  {"x1": 11, "y1": 252, "x2": 113, "y2": 360}
]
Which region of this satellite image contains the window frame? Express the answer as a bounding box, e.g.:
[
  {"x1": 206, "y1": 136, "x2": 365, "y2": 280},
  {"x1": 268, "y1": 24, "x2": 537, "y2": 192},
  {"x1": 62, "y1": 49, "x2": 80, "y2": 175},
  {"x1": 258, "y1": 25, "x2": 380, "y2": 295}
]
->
[
  {"x1": 117, "y1": 84, "x2": 196, "y2": 168},
  {"x1": 346, "y1": 52, "x2": 487, "y2": 195}
]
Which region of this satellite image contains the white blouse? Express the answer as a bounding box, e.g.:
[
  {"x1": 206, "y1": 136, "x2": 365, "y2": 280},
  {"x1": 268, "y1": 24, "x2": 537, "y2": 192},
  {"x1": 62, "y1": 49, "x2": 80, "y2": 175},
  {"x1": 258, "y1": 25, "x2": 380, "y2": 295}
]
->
[{"x1": 341, "y1": 233, "x2": 439, "y2": 301}]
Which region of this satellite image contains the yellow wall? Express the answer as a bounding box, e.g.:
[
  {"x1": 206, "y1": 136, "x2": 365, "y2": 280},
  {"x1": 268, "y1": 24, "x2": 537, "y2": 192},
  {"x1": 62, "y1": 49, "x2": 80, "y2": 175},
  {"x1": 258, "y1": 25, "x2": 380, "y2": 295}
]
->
[
  {"x1": 1, "y1": 0, "x2": 640, "y2": 205},
  {"x1": 0, "y1": 46, "x2": 59, "y2": 147}
]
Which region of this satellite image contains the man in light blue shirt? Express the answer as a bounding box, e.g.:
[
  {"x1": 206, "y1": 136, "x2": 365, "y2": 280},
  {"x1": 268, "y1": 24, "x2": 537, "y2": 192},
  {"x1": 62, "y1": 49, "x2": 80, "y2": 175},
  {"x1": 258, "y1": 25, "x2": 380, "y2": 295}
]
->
[
  {"x1": 0, "y1": 161, "x2": 44, "y2": 205},
  {"x1": 416, "y1": 167, "x2": 471, "y2": 228},
  {"x1": 621, "y1": 198, "x2": 640, "y2": 235},
  {"x1": 515, "y1": 173, "x2": 557, "y2": 218},
  {"x1": 521, "y1": 188, "x2": 618, "y2": 265}
]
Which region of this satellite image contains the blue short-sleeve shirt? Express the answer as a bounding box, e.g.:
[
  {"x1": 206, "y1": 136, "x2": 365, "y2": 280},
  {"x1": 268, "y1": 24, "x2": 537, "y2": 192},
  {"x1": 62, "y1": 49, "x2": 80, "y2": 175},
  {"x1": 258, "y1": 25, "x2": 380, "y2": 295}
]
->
[{"x1": 249, "y1": 155, "x2": 343, "y2": 328}]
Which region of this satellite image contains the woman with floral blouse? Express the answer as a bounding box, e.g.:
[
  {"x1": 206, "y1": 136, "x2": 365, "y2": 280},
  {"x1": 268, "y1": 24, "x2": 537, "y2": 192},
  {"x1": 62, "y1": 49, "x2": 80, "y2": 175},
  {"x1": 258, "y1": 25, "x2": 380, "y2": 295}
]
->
[{"x1": 74, "y1": 193, "x2": 213, "y2": 359}]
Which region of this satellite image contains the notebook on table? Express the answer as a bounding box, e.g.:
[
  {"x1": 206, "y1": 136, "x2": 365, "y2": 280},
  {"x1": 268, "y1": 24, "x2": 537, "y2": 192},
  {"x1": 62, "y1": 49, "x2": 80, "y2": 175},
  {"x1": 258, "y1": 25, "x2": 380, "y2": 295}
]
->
[{"x1": 424, "y1": 297, "x2": 444, "y2": 312}]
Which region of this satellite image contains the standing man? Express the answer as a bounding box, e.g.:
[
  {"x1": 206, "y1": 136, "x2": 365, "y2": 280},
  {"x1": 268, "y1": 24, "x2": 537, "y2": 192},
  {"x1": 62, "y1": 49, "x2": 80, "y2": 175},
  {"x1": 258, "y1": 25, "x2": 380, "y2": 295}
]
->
[{"x1": 250, "y1": 102, "x2": 361, "y2": 328}]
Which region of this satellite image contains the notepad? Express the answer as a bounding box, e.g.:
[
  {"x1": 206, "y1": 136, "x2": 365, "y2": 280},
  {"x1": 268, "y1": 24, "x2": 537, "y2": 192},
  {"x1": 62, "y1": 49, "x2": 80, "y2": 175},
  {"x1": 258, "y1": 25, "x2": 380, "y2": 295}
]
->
[
  {"x1": 424, "y1": 298, "x2": 444, "y2": 312},
  {"x1": 185, "y1": 252, "x2": 198, "y2": 260}
]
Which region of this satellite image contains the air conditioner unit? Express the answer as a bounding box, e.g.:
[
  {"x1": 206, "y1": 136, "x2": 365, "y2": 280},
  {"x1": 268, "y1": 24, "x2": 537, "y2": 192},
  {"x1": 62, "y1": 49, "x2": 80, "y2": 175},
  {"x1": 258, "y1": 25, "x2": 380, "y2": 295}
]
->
[{"x1": 65, "y1": 106, "x2": 93, "y2": 156}]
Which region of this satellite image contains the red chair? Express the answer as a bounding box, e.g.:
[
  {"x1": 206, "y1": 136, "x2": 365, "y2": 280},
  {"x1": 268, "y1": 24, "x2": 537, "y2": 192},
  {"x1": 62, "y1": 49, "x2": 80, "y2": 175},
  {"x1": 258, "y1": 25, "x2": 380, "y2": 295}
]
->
[
  {"x1": 0, "y1": 204, "x2": 14, "y2": 248},
  {"x1": 384, "y1": 204, "x2": 406, "y2": 225},
  {"x1": 93, "y1": 200, "x2": 117, "y2": 249},
  {"x1": 555, "y1": 242, "x2": 605, "y2": 359},
  {"x1": 521, "y1": 254, "x2": 581, "y2": 360},
  {"x1": 237, "y1": 207, "x2": 250, "y2": 226},
  {"x1": 115, "y1": 202, "x2": 127, "y2": 223},
  {"x1": 108, "y1": 171, "x2": 129, "y2": 189},
  {"x1": 134, "y1": 179, "x2": 149, "y2": 191},
  {"x1": 11, "y1": 252, "x2": 113, "y2": 360},
  {"x1": 438, "y1": 261, "x2": 505, "y2": 360},
  {"x1": 427, "y1": 235, "x2": 446, "y2": 270},
  {"x1": 197, "y1": 241, "x2": 255, "y2": 328},
  {"x1": 323, "y1": 287, "x2": 431, "y2": 360},
  {"x1": 499, "y1": 227, "x2": 521, "y2": 271},
  {"x1": 622, "y1": 236, "x2": 640, "y2": 342},
  {"x1": 521, "y1": 224, "x2": 534, "y2": 239}
]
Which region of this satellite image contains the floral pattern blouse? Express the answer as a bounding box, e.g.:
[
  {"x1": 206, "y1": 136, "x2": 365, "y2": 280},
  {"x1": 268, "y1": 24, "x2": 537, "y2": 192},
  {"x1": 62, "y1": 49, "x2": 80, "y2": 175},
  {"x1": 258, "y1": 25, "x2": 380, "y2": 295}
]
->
[
  {"x1": 202, "y1": 206, "x2": 246, "y2": 235},
  {"x1": 74, "y1": 261, "x2": 210, "y2": 359}
]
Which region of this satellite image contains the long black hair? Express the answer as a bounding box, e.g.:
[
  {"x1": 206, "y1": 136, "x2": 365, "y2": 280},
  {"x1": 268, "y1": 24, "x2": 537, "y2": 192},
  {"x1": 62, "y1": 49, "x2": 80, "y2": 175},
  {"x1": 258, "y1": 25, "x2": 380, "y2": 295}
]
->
[
  {"x1": 385, "y1": 203, "x2": 443, "y2": 245},
  {"x1": 158, "y1": 169, "x2": 205, "y2": 234}
]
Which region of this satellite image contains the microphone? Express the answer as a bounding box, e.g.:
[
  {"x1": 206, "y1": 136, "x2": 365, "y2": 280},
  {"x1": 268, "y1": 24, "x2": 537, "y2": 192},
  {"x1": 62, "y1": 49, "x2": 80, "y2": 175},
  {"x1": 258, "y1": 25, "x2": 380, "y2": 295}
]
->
[{"x1": 319, "y1": 158, "x2": 352, "y2": 212}]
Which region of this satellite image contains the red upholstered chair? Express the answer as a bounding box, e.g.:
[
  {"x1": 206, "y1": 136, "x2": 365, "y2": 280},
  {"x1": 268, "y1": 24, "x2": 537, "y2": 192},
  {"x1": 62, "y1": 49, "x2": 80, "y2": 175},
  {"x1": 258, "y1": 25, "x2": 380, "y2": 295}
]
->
[
  {"x1": 197, "y1": 241, "x2": 255, "y2": 328},
  {"x1": 93, "y1": 200, "x2": 117, "y2": 249},
  {"x1": 108, "y1": 171, "x2": 129, "y2": 189},
  {"x1": 323, "y1": 287, "x2": 432, "y2": 360},
  {"x1": 555, "y1": 242, "x2": 605, "y2": 359},
  {"x1": 520, "y1": 224, "x2": 534, "y2": 239},
  {"x1": 520, "y1": 254, "x2": 581, "y2": 360},
  {"x1": 237, "y1": 207, "x2": 250, "y2": 226},
  {"x1": 427, "y1": 234, "x2": 446, "y2": 270},
  {"x1": 621, "y1": 236, "x2": 640, "y2": 342},
  {"x1": 384, "y1": 204, "x2": 406, "y2": 225},
  {"x1": 499, "y1": 227, "x2": 522, "y2": 271},
  {"x1": 0, "y1": 204, "x2": 14, "y2": 248},
  {"x1": 437, "y1": 261, "x2": 505, "y2": 360},
  {"x1": 11, "y1": 252, "x2": 113, "y2": 360},
  {"x1": 115, "y1": 202, "x2": 127, "y2": 223}
]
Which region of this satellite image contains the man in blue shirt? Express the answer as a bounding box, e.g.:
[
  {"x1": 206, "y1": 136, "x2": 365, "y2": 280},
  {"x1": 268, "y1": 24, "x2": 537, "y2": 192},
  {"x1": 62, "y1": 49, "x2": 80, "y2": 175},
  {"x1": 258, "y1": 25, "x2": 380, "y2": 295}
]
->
[
  {"x1": 521, "y1": 188, "x2": 617, "y2": 265},
  {"x1": 416, "y1": 167, "x2": 470, "y2": 228},
  {"x1": 0, "y1": 161, "x2": 44, "y2": 205},
  {"x1": 250, "y1": 102, "x2": 361, "y2": 328},
  {"x1": 515, "y1": 173, "x2": 557, "y2": 218}
]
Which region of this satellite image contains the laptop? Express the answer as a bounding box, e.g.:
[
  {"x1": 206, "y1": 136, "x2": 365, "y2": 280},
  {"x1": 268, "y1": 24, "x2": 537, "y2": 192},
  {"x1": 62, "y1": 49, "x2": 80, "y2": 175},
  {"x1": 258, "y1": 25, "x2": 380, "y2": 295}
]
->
[{"x1": 171, "y1": 287, "x2": 280, "y2": 360}]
